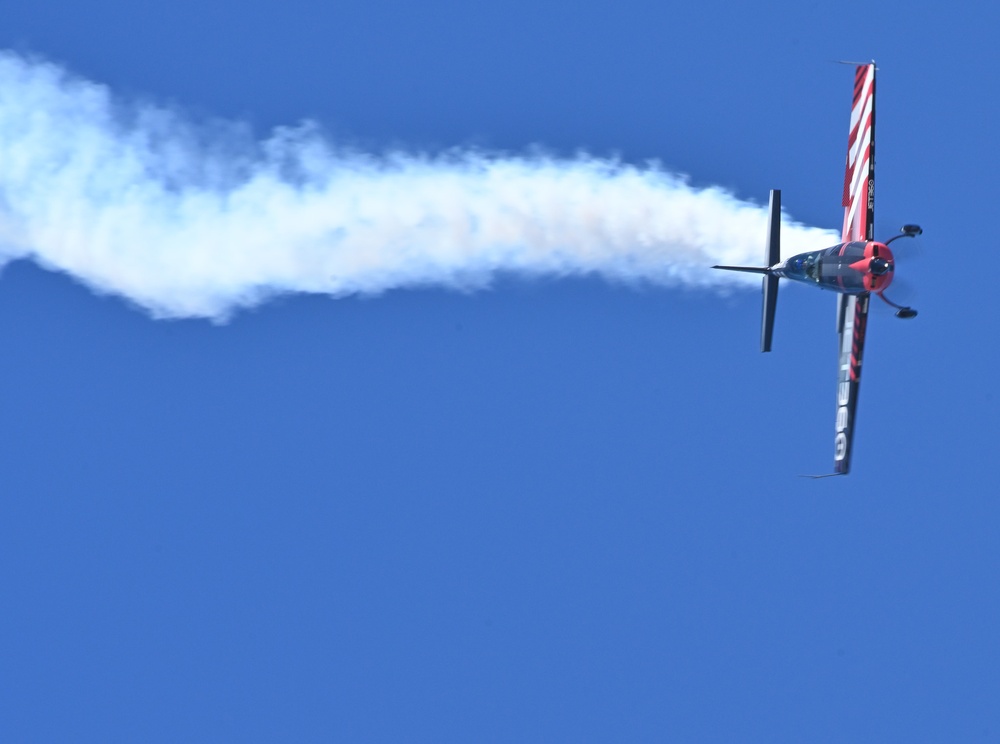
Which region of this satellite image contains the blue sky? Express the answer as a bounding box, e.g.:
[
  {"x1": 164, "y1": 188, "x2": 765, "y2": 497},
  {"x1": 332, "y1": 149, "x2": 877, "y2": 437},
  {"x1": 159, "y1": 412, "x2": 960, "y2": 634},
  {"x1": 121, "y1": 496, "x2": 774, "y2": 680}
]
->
[{"x1": 2, "y1": 1, "x2": 999, "y2": 742}]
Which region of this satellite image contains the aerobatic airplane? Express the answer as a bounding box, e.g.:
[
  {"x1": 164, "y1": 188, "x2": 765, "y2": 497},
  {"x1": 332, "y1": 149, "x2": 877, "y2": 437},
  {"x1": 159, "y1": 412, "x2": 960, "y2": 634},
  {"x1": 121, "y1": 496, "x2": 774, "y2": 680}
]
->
[{"x1": 713, "y1": 62, "x2": 920, "y2": 476}]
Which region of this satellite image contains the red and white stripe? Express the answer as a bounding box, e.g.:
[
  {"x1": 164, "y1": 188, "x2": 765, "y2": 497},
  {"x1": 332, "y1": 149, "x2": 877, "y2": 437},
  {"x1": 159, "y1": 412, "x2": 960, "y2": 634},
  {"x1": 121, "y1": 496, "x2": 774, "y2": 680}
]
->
[{"x1": 841, "y1": 64, "x2": 875, "y2": 243}]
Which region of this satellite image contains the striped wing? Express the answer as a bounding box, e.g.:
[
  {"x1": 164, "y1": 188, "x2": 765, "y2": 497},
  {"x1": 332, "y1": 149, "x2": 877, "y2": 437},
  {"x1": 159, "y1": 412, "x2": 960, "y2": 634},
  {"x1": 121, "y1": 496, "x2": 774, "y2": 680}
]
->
[
  {"x1": 834, "y1": 293, "x2": 868, "y2": 474},
  {"x1": 842, "y1": 63, "x2": 876, "y2": 243},
  {"x1": 834, "y1": 63, "x2": 876, "y2": 475}
]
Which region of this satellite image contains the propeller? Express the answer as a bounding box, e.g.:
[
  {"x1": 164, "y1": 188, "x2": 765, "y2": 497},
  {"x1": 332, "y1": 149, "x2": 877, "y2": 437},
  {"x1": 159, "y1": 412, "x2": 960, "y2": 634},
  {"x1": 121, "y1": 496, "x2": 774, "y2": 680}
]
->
[{"x1": 876, "y1": 224, "x2": 922, "y2": 318}]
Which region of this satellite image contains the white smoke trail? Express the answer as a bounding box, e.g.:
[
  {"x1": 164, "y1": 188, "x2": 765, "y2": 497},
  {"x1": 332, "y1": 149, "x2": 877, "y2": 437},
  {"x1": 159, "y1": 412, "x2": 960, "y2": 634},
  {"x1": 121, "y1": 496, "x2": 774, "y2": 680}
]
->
[{"x1": 0, "y1": 51, "x2": 839, "y2": 320}]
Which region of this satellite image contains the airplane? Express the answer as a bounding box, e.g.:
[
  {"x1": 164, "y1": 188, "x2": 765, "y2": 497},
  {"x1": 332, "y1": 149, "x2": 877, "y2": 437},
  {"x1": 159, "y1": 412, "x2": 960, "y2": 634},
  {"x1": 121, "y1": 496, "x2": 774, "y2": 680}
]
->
[{"x1": 713, "y1": 62, "x2": 920, "y2": 476}]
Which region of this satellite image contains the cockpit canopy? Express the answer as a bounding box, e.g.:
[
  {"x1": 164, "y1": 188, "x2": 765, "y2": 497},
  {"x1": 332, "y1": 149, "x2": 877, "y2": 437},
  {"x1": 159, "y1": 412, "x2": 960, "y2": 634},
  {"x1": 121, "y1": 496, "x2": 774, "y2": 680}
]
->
[{"x1": 786, "y1": 251, "x2": 821, "y2": 281}]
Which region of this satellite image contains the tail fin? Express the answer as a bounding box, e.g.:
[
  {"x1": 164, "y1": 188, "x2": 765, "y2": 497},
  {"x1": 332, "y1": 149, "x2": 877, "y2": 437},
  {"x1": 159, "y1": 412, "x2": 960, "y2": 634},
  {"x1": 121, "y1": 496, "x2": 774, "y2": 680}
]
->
[{"x1": 712, "y1": 189, "x2": 781, "y2": 352}]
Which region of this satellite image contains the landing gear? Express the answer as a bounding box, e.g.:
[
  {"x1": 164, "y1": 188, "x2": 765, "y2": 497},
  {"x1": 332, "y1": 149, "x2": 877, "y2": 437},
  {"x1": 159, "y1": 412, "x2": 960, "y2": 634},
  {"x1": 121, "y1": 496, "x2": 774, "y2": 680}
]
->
[
  {"x1": 879, "y1": 225, "x2": 921, "y2": 318},
  {"x1": 876, "y1": 291, "x2": 918, "y2": 319},
  {"x1": 884, "y1": 224, "x2": 923, "y2": 245}
]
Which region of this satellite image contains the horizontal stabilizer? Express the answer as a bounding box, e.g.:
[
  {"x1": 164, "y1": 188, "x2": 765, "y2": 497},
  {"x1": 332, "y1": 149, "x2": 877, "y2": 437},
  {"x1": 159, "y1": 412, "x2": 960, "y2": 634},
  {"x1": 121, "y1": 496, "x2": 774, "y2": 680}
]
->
[
  {"x1": 765, "y1": 190, "x2": 781, "y2": 268},
  {"x1": 712, "y1": 189, "x2": 782, "y2": 352},
  {"x1": 761, "y1": 274, "x2": 778, "y2": 352},
  {"x1": 760, "y1": 190, "x2": 781, "y2": 352}
]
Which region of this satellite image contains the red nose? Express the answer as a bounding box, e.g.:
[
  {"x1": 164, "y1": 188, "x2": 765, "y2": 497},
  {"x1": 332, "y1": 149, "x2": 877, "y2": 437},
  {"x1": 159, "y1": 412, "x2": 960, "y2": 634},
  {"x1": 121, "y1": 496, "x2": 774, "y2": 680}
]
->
[{"x1": 849, "y1": 241, "x2": 895, "y2": 292}]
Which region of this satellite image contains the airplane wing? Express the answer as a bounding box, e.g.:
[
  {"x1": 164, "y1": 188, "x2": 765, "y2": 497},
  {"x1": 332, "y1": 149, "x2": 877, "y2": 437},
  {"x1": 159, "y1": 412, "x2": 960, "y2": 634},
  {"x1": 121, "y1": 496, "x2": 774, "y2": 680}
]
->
[
  {"x1": 834, "y1": 293, "x2": 868, "y2": 473},
  {"x1": 833, "y1": 63, "x2": 876, "y2": 475},
  {"x1": 842, "y1": 63, "x2": 876, "y2": 244}
]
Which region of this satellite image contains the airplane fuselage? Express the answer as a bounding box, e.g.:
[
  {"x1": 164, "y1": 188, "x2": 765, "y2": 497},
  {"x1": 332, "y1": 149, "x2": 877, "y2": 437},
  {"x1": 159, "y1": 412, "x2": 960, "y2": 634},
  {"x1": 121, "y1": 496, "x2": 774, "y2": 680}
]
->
[{"x1": 773, "y1": 240, "x2": 894, "y2": 294}]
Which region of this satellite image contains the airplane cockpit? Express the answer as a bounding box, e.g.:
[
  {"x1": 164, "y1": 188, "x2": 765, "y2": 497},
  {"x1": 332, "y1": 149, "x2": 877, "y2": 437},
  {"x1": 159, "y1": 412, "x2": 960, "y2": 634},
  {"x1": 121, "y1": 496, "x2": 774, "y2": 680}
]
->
[{"x1": 782, "y1": 251, "x2": 821, "y2": 282}]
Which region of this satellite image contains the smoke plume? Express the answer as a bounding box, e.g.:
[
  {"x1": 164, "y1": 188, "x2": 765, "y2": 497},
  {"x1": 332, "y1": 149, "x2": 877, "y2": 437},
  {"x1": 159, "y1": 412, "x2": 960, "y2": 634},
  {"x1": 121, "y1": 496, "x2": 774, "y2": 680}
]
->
[{"x1": 0, "y1": 51, "x2": 838, "y2": 320}]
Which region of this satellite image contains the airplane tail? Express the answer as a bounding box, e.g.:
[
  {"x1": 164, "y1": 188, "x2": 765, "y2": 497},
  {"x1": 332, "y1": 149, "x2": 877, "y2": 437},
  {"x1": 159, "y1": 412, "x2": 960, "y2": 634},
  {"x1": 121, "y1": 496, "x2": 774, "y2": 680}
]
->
[{"x1": 712, "y1": 189, "x2": 781, "y2": 352}]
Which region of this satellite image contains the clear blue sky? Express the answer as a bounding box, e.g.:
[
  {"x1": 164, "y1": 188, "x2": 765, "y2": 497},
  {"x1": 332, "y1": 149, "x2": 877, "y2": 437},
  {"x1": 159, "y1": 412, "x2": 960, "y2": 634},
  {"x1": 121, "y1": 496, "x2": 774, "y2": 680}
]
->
[{"x1": 2, "y1": 1, "x2": 999, "y2": 741}]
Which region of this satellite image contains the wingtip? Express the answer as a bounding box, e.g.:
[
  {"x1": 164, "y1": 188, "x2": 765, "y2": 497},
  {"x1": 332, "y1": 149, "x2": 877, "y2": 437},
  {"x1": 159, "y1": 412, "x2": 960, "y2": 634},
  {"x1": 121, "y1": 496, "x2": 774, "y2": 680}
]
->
[{"x1": 834, "y1": 59, "x2": 878, "y2": 69}]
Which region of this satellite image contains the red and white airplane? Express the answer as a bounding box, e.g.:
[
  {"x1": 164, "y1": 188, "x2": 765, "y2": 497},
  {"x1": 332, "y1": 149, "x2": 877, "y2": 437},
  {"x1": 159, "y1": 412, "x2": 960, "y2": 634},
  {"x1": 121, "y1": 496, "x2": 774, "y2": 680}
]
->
[{"x1": 714, "y1": 63, "x2": 920, "y2": 476}]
